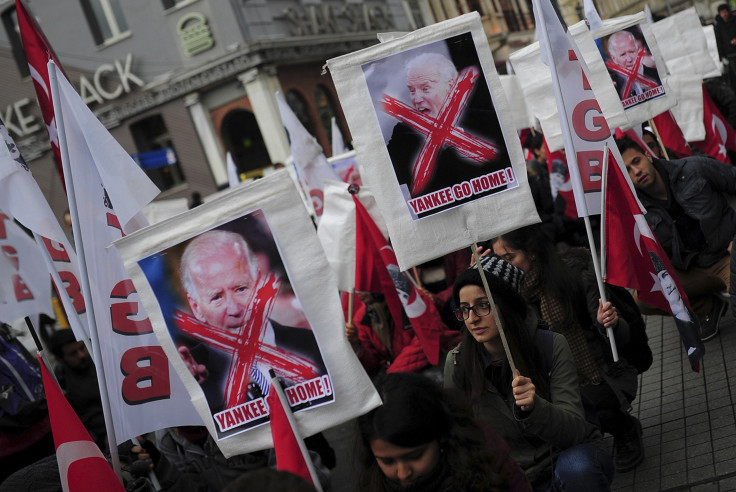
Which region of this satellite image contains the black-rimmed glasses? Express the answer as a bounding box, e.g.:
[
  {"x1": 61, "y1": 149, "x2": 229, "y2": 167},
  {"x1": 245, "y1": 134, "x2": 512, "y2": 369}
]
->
[{"x1": 453, "y1": 301, "x2": 492, "y2": 321}]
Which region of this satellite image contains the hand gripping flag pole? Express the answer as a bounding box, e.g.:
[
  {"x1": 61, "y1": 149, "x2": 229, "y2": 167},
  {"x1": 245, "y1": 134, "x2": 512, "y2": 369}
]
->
[{"x1": 598, "y1": 143, "x2": 620, "y2": 362}]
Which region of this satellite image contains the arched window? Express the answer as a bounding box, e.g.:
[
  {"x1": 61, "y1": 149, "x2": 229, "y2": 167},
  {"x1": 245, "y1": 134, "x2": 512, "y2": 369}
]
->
[
  {"x1": 130, "y1": 115, "x2": 186, "y2": 191},
  {"x1": 285, "y1": 90, "x2": 318, "y2": 139},
  {"x1": 221, "y1": 109, "x2": 271, "y2": 175},
  {"x1": 314, "y1": 85, "x2": 350, "y2": 153}
]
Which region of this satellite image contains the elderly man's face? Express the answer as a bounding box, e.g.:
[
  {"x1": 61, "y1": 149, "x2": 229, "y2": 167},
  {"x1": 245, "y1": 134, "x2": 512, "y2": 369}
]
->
[
  {"x1": 187, "y1": 243, "x2": 255, "y2": 331},
  {"x1": 609, "y1": 36, "x2": 639, "y2": 70},
  {"x1": 406, "y1": 66, "x2": 454, "y2": 118}
]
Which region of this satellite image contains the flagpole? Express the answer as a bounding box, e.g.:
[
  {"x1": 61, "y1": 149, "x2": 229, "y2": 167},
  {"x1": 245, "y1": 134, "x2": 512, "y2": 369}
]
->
[
  {"x1": 48, "y1": 60, "x2": 123, "y2": 482},
  {"x1": 23, "y1": 316, "x2": 58, "y2": 382},
  {"x1": 470, "y1": 243, "x2": 517, "y2": 374},
  {"x1": 268, "y1": 370, "x2": 324, "y2": 492},
  {"x1": 598, "y1": 144, "x2": 620, "y2": 362},
  {"x1": 648, "y1": 118, "x2": 670, "y2": 160}
]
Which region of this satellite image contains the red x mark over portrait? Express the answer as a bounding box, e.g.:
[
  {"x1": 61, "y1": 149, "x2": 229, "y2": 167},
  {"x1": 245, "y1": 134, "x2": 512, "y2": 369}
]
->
[
  {"x1": 605, "y1": 51, "x2": 659, "y2": 98},
  {"x1": 382, "y1": 66, "x2": 500, "y2": 195},
  {"x1": 175, "y1": 273, "x2": 321, "y2": 409}
]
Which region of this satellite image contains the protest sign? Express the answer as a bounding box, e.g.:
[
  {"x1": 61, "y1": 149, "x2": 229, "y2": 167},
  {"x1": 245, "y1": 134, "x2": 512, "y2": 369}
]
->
[
  {"x1": 328, "y1": 13, "x2": 538, "y2": 270},
  {"x1": 328, "y1": 151, "x2": 362, "y2": 187},
  {"x1": 590, "y1": 13, "x2": 672, "y2": 126},
  {"x1": 651, "y1": 8, "x2": 719, "y2": 79},
  {"x1": 509, "y1": 20, "x2": 628, "y2": 151},
  {"x1": 114, "y1": 171, "x2": 380, "y2": 456},
  {"x1": 499, "y1": 75, "x2": 536, "y2": 131}
]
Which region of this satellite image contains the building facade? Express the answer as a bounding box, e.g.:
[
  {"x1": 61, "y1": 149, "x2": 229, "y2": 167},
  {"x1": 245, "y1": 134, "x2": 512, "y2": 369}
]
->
[{"x1": 0, "y1": 0, "x2": 542, "y2": 220}]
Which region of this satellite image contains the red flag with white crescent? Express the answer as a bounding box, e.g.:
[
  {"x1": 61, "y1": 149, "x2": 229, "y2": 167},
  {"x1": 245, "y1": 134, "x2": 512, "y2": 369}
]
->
[
  {"x1": 38, "y1": 354, "x2": 126, "y2": 492},
  {"x1": 604, "y1": 153, "x2": 704, "y2": 371},
  {"x1": 692, "y1": 85, "x2": 736, "y2": 163},
  {"x1": 353, "y1": 196, "x2": 442, "y2": 364}
]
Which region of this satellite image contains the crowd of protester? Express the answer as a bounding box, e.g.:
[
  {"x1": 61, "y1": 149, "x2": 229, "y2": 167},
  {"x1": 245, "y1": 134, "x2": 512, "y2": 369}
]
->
[{"x1": 4, "y1": 5, "x2": 736, "y2": 491}]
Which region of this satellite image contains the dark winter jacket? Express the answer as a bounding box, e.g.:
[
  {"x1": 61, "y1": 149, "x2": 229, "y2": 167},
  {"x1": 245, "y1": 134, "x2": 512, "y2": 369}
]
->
[{"x1": 636, "y1": 156, "x2": 736, "y2": 270}]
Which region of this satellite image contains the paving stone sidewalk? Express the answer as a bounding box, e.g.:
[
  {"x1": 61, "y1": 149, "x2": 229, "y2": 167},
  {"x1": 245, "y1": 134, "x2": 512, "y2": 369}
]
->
[{"x1": 611, "y1": 312, "x2": 736, "y2": 491}]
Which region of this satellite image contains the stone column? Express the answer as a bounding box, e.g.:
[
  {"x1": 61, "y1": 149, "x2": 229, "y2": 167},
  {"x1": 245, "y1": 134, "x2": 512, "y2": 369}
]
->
[
  {"x1": 237, "y1": 66, "x2": 290, "y2": 165},
  {"x1": 184, "y1": 92, "x2": 227, "y2": 187}
]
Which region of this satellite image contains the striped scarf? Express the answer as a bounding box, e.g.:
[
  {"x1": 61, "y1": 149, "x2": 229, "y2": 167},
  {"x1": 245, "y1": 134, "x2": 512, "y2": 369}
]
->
[{"x1": 523, "y1": 266, "x2": 601, "y2": 386}]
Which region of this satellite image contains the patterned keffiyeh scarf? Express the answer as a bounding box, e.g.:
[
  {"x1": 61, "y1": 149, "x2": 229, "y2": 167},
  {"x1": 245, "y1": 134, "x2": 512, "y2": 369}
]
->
[{"x1": 523, "y1": 266, "x2": 601, "y2": 386}]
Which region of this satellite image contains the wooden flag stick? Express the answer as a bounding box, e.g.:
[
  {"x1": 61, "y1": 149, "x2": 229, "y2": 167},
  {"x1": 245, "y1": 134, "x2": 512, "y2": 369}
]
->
[
  {"x1": 648, "y1": 118, "x2": 670, "y2": 160},
  {"x1": 470, "y1": 243, "x2": 517, "y2": 374}
]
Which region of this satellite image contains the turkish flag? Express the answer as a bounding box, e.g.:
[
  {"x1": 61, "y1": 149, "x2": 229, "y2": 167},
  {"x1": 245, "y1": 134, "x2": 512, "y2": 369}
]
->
[
  {"x1": 604, "y1": 155, "x2": 704, "y2": 371},
  {"x1": 267, "y1": 381, "x2": 314, "y2": 486},
  {"x1": 692, "y1": 85, "x2": 736, "y2": 163},
  {"x1": 651, "y1": 111, "x2": 693, "y2": 159},
  {"x1": 38, "y1": 354, "x2": 125, "y2": 492},
  {"x1": 353, "y1": 196, "x2": 442, "y2": 365},
  {"x1": 15, "y1": 0, "x2": 66, "y2": 185}
]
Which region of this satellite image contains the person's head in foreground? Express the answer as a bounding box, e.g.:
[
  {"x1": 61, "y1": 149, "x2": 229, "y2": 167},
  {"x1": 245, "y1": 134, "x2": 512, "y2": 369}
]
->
[
  {"x1": 405, "y1": 52, "x2": 458, "y2": 119},
  {"x1": 180, "y1": 229, "x2": 260, "y2": 331},
  {"x1": 607, "y1": 30, "x2": 640, "y2": 70},
  {"x1": 358, "y1": 372, "x2": 513, "y2": 491}
]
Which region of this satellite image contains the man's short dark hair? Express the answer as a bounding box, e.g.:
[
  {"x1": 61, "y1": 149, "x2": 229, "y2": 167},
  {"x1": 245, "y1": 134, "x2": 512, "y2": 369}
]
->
[
  {"x1": 49, "y1": 329, "x2": 77, "y2": 358},
  {"x1": 616, "y1": 135, "x2": 646, "y2": 155},
  {"x1": 719, "y1": 4, "x2": 730, "y2": 14},
  {"x1": 524, "y1": 132, "x2": 544, "y2": 151}
]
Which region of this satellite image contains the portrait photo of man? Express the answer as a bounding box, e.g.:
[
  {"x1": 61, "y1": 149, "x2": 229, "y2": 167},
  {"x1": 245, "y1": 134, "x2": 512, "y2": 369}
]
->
[
  {"x1": 362, "y1": 33, "x2": 515, "y2": 219},
  {"x1": 601, "y1": 27, "x2": 664, "y2": 106},
  {"x1": 139, "y1": 211, "x2": 331, "y2": 436}
]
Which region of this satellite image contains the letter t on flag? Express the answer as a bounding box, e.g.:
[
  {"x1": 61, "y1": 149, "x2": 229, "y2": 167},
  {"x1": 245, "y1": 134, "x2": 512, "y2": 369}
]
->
[
  {"x1": 604, "y1": 156, "x2": 704, "y2": 371},
  {"x1": 37, "y1": 354, "x2": 125, "y2": 492}
]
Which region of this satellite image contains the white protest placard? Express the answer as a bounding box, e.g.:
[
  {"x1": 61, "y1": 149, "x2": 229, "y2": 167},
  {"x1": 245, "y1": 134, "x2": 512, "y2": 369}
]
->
[
  {"x1": 113, "y1": 171, "x2": 380, "y2": 457},
  {"x1": 499, "y1": 74, "x2": 537, "y2": 131},
  {"x1": 327, "y1": 13, "x2": 538, "y2": 271},
  {"x1": 589, "y1": 12, "x2": 673, "y2": 128},
  {"x1": 651, "y1": 8, "x2": 719, "y2": 79},
  {"x1": 667, "y1": 74, "x2": 706, "y2": 141},
  {"x1": 510, "y1": 20, "x2": 629, "y2": 151},
  {"x1": 703, "y1": 25, "x2": 723, "y2": 79}
]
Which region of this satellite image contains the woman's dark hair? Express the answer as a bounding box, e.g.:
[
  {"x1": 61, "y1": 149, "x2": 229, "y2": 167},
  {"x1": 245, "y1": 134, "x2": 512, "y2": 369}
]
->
[
  {"x1": 357, "y1": 372, "x2": 509, "y2": 491},
  {"x1": 489, "y1": 225, "x2": 580, "y2": 328},
  {"x1": 452, "y1": 295, "x2": 550, "y2": 405}
]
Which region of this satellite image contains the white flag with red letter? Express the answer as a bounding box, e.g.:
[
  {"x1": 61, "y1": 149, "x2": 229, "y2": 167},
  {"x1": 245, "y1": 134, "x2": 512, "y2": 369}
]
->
[
  {"x1": 50, "y1": 62, "x2": 200, "y2": 444},
  {"x1": 276, "y1": 93, "x2": 340, "y2": 217},
  {"x1": 38, "y1": 354, "x2": 126, "y2": 492},
  {"x1": 0, "y1": 114, "x2": 90, "y2": 341},
  {"x1": 533, "y1": 0, "x2": 624, "y2": 216},
  {"x1": 0, "y1": 211, "x2": 52, "y2": 321}
]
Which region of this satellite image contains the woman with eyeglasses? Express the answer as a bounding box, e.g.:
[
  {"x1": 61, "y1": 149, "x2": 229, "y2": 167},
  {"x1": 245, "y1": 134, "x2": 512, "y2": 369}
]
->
[{"x1": 445, "y1": 255, "x2": 614, "y2": 491}]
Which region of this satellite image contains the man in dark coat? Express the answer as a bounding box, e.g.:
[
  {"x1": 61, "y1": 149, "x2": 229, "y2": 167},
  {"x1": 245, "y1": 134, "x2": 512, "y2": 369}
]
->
[{"x1": 616, "y1": 136, "x2": 736, "y2": 341}]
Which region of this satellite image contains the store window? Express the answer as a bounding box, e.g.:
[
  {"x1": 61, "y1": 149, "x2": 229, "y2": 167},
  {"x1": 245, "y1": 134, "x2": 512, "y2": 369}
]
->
[
  {"x1": 221, "y1": 109, "x2": 271, "y2": 176},
  {"x1": 80, "y1": 0, "x2": 130, "y2": 46},
  {"x1": 2, "y1": 6, "x2": 28, "y2": 78},
  {"x1": 314, "y1": 85, "x2": 350, "y2": 154},
  {"x1": 130, "y1": 115, "x2": 186, "y2": 192}
]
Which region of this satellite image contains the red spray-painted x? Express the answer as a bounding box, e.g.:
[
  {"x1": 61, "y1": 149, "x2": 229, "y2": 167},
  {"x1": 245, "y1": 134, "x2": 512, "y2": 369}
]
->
[
  {"x1": 382, "y1": 65, "x2": 500, "y2": 195},
  {"x1": 605, "y1": 52, "x2": 659, "y2": 98},
  {"x1": 175, "y1": 273, "x2": 320, "y2": 409}
]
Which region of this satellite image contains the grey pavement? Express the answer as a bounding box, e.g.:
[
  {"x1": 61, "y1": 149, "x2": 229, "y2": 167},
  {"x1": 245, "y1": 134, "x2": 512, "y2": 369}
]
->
[
  {"x1": 324, "y1": 311, "x2": 736, "y2": 492},
  {"x1": 611, "y1": 311, "x2": 736, "y2": 491}
]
